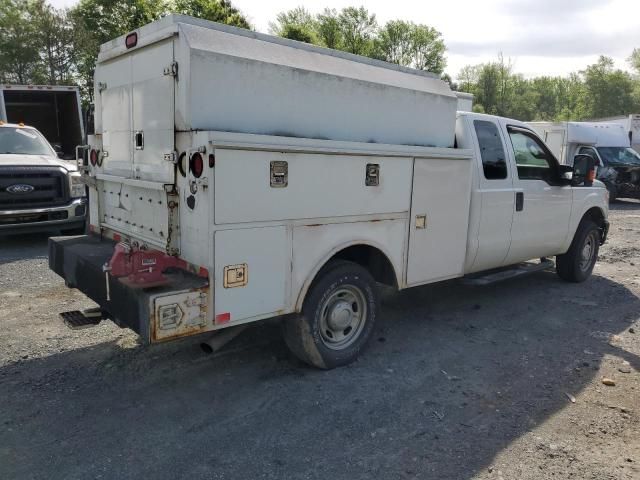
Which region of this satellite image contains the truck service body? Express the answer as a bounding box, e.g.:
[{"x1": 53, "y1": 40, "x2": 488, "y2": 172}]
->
[
  {"x1": 528, "y1": 121, "x2": 640, "y2": 201},
  {"x1": 49, "y1": 16, "x2": 609, "y2": 368}
]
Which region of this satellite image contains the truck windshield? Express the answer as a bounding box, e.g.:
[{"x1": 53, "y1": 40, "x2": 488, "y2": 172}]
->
[
  {"x1": 0, "y1": 128, "x2": 54, "y2": 155},
  {"x1": 597, "y1": 147, "x2": 640, "y2": 166}
]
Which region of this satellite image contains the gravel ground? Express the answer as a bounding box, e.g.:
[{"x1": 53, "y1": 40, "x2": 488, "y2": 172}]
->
[{"x1": 1, "y1": 201, "x2": 639, "y2": 480}]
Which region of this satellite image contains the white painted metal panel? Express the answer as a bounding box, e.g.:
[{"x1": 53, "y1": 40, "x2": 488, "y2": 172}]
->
[
  {"x1": 214, "y1": 226, "x2": 290, "y2": 322},
  {"x1": 131, "y1": 39, "x2": 175, "y2": 182},
  {"x1": 98, "y1": 55, "x2": 133, "y2": 178},
  {"x1": 98, "y1": 15, "x2": 458, "y2": 148},
  {"x1": 214, "y1": 149, "x2": 413, "y2": 224},
  {"x1": 292, "y1": 220, "x2": 407, "y2": 305},
  {"x1": 97, "y1": 176, "x2": 174, "y2": 250},
  {"x1": 407, "y1": 158, "x2": 473, "y2": 285}
]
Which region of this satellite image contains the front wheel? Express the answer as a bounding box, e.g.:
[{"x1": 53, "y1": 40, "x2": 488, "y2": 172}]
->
[
  {"x1": 556, "y1": 219, "x2": 600, "y2": 283},
  {"x1": 282, "y1": 260, "x2": 379, "y2": 369}
]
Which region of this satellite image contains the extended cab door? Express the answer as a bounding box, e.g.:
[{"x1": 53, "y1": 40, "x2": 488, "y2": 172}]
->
[
  {"x1": 503, "y1": 125, "x2": 572, "y2": 263},
  {"x1": 466, "y1": 118, "x2": 515, "y2": 273}
]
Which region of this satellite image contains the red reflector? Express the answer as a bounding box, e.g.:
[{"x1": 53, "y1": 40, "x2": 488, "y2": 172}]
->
[
  {"x1": 89, "y1": 149, "x2": 98, "y2": 166},
  {"x1": 208, "y1": 154, "x2": 215, "y2": 168},
  {"x1": 216, "y1": 313, "x2": 231, "y2": 324},
  {"x1": 125, "y1": 32, "x2": 138, "y2": 49},
  {"x1": 190, "y1": 152, "x2": 204, "y2": 178}
]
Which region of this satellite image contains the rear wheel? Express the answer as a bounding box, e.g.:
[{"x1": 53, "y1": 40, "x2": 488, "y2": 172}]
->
[
  {"x1": 282, "y1": 260, "x2": 379, "y2": 369},
  {"x1": 556, "y1": 219, "x2": 600, "y2": 283}
]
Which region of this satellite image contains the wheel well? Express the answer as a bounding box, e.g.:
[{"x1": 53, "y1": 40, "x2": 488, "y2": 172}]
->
[
  {"x1": 583, "y1": 207, "x2": 605, "y2": 230},
  {"x1": 330, "y1": 244, "x2": 398, "y2": 288}
]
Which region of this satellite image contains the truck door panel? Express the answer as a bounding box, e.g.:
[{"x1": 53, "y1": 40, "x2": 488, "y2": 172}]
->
[
  {"x1": 468, "y1": 119, "x2": 515, "y2": 273},
  {"x1": 504, "y1": 126, "x2": 572, "y2": 263}
]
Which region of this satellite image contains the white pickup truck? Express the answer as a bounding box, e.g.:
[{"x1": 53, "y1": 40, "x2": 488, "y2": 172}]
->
[{"x1": 49, "y1": 15, "x2": 609, "y2": 369}]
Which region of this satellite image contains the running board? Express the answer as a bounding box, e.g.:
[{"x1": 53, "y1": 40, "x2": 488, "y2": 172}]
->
[
  {"x1": 60, "y1": 308, "x2": 105, "y2": 329},
  {"x1": 461, "y1": 259, "x2": 555, "y2": 286}
]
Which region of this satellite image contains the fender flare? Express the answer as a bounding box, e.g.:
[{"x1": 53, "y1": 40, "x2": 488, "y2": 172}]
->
[{"x1": 294, "y1": 239, "x2": 401, "y2": 312}]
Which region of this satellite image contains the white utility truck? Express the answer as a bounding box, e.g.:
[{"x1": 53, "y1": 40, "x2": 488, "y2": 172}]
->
[
  {"x1": 528, "y1": 121, "x2": 640, "y2": 201},
  {"x1": 49, "y1": 16, "x2": 609, "y2": 369}
]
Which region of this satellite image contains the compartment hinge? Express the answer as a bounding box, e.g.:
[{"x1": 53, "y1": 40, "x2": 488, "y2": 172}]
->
[
  {"x1": 163, "y1": 61, "x2": 178, "y2": 77},
  {"x1": 163, "y1": 151, "x2": 178, "y2": 163}
]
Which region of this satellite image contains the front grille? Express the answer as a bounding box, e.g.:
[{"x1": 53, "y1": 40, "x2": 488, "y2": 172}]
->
[{"x1": 0, "y1": 166, "x2": 69, "y2": 209}]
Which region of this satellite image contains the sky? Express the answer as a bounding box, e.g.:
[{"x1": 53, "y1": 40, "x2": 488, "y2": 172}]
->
[{"x1": 49, "y1": 0, "x2": 640, "y2": 80}]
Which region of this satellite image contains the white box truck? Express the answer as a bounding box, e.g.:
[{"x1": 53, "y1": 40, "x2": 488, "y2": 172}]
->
[
  {"x1": 592, "y1": 114, "x2": 640, "y2": 154},
  {"x1": 49, "y1": 15, "x2": 609, "y2": 368},
  {"x1": 528, "y1": 121, "x2": 640, "y2": 201},
  {"x1": 0, "y1": 85, "x2": 84, "y2": 160}
]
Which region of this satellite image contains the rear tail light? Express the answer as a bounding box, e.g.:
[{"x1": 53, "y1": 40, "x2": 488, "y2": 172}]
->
[
  {"x1": 190, "y1": 152, "x2": 204, "y2": 178},
  {"x1": 125, "y1": 32, "x2": 138, "y2": 49},
  {"x1": 90, "y1": 149, "x2": 98, "y2": 166}
]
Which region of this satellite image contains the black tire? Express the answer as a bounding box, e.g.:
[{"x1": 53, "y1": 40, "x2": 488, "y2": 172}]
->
[
  {"x1": 605, "y1": 182, "x2": 618, "y2": 203},
  {"x1": 282, "y1": 260, "x2": 379, "y2": 369},
  {"x1": 556, "y1": 219, "x2": 600, "y2": 283}
]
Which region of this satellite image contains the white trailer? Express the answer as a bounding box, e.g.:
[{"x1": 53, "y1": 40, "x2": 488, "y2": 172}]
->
[
  {"x1": 528, "y1": 121, "x2": 640, "y2": 201},
  {"x1": 50, "y1": 16, "x2": 609, "y2": 369}
]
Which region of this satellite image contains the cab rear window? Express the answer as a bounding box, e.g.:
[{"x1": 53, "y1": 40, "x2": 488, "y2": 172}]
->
[{"x1": 474, "y1": 120, "x2": 508, "y2": 180}]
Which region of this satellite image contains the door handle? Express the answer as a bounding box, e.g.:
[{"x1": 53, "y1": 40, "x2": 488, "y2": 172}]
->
[
  {"x1": 516, "y1": 192, "x2": 524, "y2": 212},
  {"x1": 134, "y1": 130, "x2": 144, "y2": 150}
]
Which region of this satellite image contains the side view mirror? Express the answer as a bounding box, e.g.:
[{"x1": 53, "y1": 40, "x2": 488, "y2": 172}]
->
[
  {"x1": 572, "y1": 154, "x2": 596, "y2": 186},
  {"x1": 558, "y1": 164, "x2": 573, "y2": 183}
]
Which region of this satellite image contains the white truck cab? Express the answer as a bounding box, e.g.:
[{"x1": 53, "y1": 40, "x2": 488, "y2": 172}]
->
[{"x1": 49, "y1": 16, "x2": 608, "y2": 369}]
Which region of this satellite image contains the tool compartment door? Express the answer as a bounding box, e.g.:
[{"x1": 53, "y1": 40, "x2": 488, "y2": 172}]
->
[
  {"x1": 214, "y1": 226, "x2": 290, "y2": 324},
  {"x1": 131, "y1": 39, "x2": 175, "y2": 183},
  {"x1": 406, "y1": 157, "x2": 473, "y2": 285},
  {"x1": 98, "y1": 55, "x2": 134, "y2": 178},
  {"x1": 97, "y1": 38, "x2": 175, "y2": 182}
]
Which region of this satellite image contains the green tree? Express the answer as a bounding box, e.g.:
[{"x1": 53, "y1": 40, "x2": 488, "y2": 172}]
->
[
  {"x1": 629, "y1": 48, "x2": 640, "y2": 74},
  {"x1": 269, "y1": 6, "x2": 315, "y2": 36},
  {"x1": 280, "y1": 23, "x2": 317, "y2": 43},
  {"x1": 375, "y1": 20, "x2": 414, "y2": 66},
  {"x1": 410, "y1": 24, "x2": 446, "y2": 73},
  {"x1": 456, "y1": 65, "x2": 480, "y2": 93},
  {"x1": 316, "y1": 8, "x2": 342, "y2": 49},
  {"x1": 0, "y1": 0, "x2": 44, "y2": 84},
  {"x1": 29, "y1": 0, "x2": 76, "y2": 85},
  {"x1": 581, "y1": 56, "x2": 636, "y2": 118},
  {"x1": 173, "y1": 0, "x2": 250, "y2": 28},
  {"x1": 376, "y1": 21, "x2": 446, "y2": 73},
  {"x1": 337, "y1": 7, "x2": 377, "y2": 55}
]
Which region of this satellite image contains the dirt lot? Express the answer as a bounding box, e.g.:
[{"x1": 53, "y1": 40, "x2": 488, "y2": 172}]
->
[{"x1": 1, "y1": 202, "x2": 639, "y2": 480}]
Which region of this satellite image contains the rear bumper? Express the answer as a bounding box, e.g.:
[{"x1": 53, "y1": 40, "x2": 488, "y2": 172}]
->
[
  {"x1": 0, "y1": 198, "x2": 86, "y2": 234},
  {"x1": 48, "y1": 235, "x2": 209, "y2": 343}
]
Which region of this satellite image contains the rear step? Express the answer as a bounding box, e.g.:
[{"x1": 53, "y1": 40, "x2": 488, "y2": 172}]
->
[
  {"x1": 60, "y1": 308, "x2": 105, "y2": 330},
  {"x1": 461, "y1": 258, "x2": 555, "y2": 286}
]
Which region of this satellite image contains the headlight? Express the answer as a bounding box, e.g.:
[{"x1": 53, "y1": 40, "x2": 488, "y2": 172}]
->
[{"x1": 70, "y1": 173, "x2": 86, "y2": 198}]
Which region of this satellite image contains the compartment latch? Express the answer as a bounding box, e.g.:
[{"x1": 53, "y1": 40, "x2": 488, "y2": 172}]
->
[
  {"x1": 366, "y1": 163, "x2": 380, "y2": 186},
  {"x1": 270, "y1": 161, "x2": 288, "y2": 188}
]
